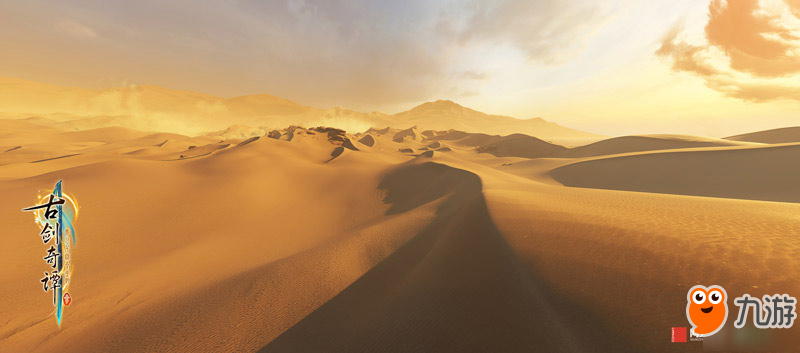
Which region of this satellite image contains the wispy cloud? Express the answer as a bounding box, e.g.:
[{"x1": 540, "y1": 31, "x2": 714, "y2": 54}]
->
[
  {"x1": 444, "y1": 0, "x2": 612, "y2": 65},
  {"x1": 460, "y1": 70, "x2": 489, "y2": 80},
  {"x1": 56, "y1": 19, "x2": 98, "y2": 39}
]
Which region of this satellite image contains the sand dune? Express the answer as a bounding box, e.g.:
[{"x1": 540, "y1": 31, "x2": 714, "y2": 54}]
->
[
  {"x1": 0, "y1": 129, "x2": 432, "y2": 352},
  {"x1": 0, "y1": 119, "x2": 65, "y2": 148},
  {"x1": 57, "y1": 127, "x2": 146, "y2": 143},
  {"x1": 556, "y1": 134, "x2": 755, "y2": 158},
  {"x1": 357, "y1": 134, "x2": 375, "y2": 147},
  {"x1": 365, "y1": 126, "x2": 393, "y2": 136},
  {"x1": 481, "y1": 173, "x2": 800, "y2": 353},
  {"x1": 262, "y1": 161, "x2": 586, "y2": 352},
  {"x1": 392, "y1": 126, "x2": 419, "y2": 142},
  {"x1": 169, "y1": 143, "x2": 232, "y2": 160},
  {"x1": 2, "y1": 119, "x2": 799, "y2": 352},
  {"x1": 0, "y1": 123, "x2": 228, "y2": 179},
  {"x1": 550, "y1": 143, "x2": 800, "y2": 203},
  {"x1": 399, "y1": 129, "x2": 567, "y2": 159},
  {"x1": 725, "y1": 126, "x2": 800, "y2": 144},
  {"x1": 84, "y1": 132, "x2": 216, "y2": 152},
  {"x1": 56, "y1": 116, "x2": 143, "y2": 132},
  {"x1": 475, "y1": 133, "x2": 566, "y2": 158},
  {"x1": 427, "y1": 130, "x2": 504, "y2": 147}
]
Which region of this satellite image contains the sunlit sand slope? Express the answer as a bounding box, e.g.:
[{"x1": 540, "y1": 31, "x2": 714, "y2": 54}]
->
[
  {"x1": 483, "y1": 177, "x2": 800, "y2": 352},
  {"x1": 2, "y1": 121, "x2": 799, "y2": 353},
  {"x1": 0, "y1": 132, "x2": 434, "y2": 352}
]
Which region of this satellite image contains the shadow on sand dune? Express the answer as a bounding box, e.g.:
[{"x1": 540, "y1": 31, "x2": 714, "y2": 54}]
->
[
  {"x1": 550, "y1": 143, "x2": 800, "y2": 203},
  {"x1": 261, "y1": 161, "x2": 631, "y2": 352}
]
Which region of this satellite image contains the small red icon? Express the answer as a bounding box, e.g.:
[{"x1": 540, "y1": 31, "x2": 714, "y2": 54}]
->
[
  {"x1": 671, "y1": 327, "x2": 687, "y2": 342},
  {"x1": 63, "y1": 292, "x2": 71, "y2": 306}
]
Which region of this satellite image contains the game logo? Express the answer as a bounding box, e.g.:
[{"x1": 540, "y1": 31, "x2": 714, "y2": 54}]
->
[{"x1": 22, "y1": 181, "x2": 78, "y2": 327}]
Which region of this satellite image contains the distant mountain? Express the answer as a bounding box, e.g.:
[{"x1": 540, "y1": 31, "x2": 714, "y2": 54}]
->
[
  {"x1": 725, "y1": 127, "x2": 800, "y2": 144},
  {"x1": 387, "y1": 100, "x2": 602, "y2": 145},
  {"x1": 0, "y1": 77, "x2": 602, "y2": 143}
]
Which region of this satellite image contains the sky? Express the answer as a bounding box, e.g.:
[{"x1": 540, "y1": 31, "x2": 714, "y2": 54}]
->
[{"x1": 0, "y1": 0, "x2": 798, "y2": 136}]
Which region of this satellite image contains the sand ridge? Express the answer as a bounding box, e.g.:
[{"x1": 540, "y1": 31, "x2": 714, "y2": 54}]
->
[
  {"x1": 549, "y1": 142, "x2": 800, "y2": 203},
  {"x1": 555, "y1": 134, "x2": 757, "y2": 158},
  {"x1": 2, "y1": 120, "x2": 799, "y2": 352},
  {"x1": 725, "y1": 126, "x2": 800, "y2": 144}
]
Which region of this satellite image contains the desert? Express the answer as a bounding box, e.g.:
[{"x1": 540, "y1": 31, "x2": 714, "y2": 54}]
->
[
  {"x1": 2, "y1": 78, "x2": 800, "y2": 352},
  {"x1": 4, "y1": 0, "x2": 800, "y2": 351}
]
